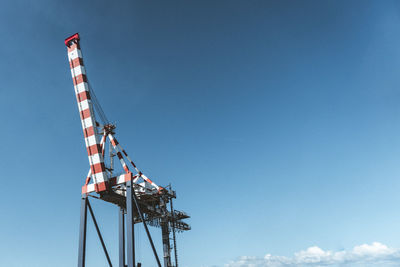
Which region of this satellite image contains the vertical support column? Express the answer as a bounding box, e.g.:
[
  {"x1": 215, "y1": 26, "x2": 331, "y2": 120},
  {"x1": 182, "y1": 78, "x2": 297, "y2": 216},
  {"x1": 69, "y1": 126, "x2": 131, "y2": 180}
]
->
[
  {"x1": 161, "y1": 222, "x2": 171, "y2": 267},
  {"x1": 160, "y1": 197, "x2": 171, "y2": 267},
  {"x1": 78, "y1": 196, "x2": 88, "y2": 267},
  {"x1": 126, "y1": 180, "x2": 135, "y2": 267},
  {"x1": 170, "y1": 198, "x2": 178, "y2": 267},
  {"x1": 119, "y1": 207, "x2": 126, "y2": 267}
]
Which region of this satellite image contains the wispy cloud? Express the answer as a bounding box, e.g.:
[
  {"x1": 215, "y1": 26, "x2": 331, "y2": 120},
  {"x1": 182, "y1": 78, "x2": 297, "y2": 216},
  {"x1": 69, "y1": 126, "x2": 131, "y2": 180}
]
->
[{"x1": 225, "y1": 242, "x2": 400, "y2": 267}]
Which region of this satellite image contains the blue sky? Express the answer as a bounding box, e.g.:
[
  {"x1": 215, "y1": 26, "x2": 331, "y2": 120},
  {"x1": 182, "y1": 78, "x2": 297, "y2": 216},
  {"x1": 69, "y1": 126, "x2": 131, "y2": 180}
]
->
[{"x1": 1, "y1": 0, "x2": 400, "y2": 266}]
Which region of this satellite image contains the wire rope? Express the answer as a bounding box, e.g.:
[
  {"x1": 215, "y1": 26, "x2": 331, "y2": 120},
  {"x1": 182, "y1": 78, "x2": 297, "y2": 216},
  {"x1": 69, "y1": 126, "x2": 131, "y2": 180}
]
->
[{"x1": 78, "y1": 46, "x2": 109, "y2": 125}]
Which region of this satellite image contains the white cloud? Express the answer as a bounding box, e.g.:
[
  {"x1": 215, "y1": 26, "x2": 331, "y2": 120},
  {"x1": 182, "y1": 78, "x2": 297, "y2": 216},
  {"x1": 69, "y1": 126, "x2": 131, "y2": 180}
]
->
[{"x1": 225, "y1": 242, "x2": 400, "y2": 267}]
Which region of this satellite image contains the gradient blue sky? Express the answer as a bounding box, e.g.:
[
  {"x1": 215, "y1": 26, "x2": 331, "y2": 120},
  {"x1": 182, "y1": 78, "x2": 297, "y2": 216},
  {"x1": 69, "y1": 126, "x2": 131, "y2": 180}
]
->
[{"x1": 1, "y1": 0, "x2": 400, "y2": 266}]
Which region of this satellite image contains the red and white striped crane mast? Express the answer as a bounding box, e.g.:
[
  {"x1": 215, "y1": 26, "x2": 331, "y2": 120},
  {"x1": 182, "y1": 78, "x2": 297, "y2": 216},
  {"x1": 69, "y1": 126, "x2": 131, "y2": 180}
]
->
[{"x1": 65, "y1": 33, "x2": 190, "y2": 267}]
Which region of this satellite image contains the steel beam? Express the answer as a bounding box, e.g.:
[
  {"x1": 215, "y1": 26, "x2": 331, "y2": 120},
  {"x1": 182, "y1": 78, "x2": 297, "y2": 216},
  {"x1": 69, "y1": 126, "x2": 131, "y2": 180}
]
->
[
  {"x1": 131, "y1": 185, "x2": 162, "y2": 267},
  {"x1": 126, "y1": 181, "x2": 135, "y2": 267},
  {"x1": 170, "y1": 198, "x2": 178, "y2": 267},
  {"x1": 78, "y1": 196, "x2": 88, "y2": 267},
  {"x1": 87, "y1": 199, "x2": 113, "y2": 267},
  {"x1": 161, "y1": 222, "x2": 171, "y2": 267},
  {"x1": 119, "y1": 207, "x2": 126, "y2": 267}
]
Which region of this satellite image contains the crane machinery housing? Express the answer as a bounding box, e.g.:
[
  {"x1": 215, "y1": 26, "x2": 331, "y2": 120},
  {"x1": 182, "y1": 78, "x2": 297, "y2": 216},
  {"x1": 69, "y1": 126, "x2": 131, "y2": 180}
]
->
[{"x1": 65, "y1": 33, "x2": 190, "y2": 267}]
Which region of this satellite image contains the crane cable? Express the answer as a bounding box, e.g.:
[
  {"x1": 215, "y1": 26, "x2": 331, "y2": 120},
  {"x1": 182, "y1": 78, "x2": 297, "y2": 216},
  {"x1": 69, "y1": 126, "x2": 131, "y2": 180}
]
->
[
  {"x1": 87, "y1": 80, "x2": 109, "y2": 125},
  {"x1": 79, "y1": 46, "x2": 110, "y2": 125}
]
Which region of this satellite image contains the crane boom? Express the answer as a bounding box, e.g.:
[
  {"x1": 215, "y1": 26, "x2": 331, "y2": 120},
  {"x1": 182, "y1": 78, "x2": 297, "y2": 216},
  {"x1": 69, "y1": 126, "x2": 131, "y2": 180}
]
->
[{"x1": 65, "y1": 33, "x2": 109, "y2": 193}]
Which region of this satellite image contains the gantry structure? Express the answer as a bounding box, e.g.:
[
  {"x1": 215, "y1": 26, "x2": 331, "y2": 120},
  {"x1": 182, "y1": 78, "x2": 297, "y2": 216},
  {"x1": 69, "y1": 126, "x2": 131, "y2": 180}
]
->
[{"x1": 65, "y1": 33, "x2": 190, "y2": 267}]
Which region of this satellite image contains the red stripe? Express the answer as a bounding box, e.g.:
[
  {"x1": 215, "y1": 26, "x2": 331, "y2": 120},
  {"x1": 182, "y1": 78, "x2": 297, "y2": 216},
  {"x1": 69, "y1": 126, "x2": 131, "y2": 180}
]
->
[
  {"x1": 122, "y1": 150, "x2": 128, "y2": 156},
  {"x1": 87, "y1": 144, "x2": 102, "y2": 156},
  {"x1": 83, "y1": 126, "x2": 95, "y2": 138},
  {"x1": 81, "y1": 184, "x2": 88, "y2": 194},
  {"x1": 117, "y1": 152, "x2": 123, "y2": 159},
  {"x1": 80, "y1": 108, "x2": 91, "y2": 120},
  {"x1": 70, "y1": 57, "x2": 84, "y2": 68},
  {"x1": 144, "y1": 177, "x2": 154, "y2": 184},
  {"x1": 110, "y1": 137, "x2": 119, "y2": 146},
  {"x1": 124, "y1": 172, "x2": 133, "y2": 182},
  {"x1": 94, "y1": 181, "x2": 107, "y2": 193},
  {"x1": 110, "y1": 138, "x2": 117, "y2": 147},
  {"x1": 82, "y1": 181, "x2": 107, "y2": 194},
  {"x1": 73, "y1": 74, "x2": 88, "y2": 85},
  {"x1": 91, "y1": 162, "x2": 106, "y2": 174},
  {"x1": 76, "y1": 91, "x2": 91, "y2": 102}
]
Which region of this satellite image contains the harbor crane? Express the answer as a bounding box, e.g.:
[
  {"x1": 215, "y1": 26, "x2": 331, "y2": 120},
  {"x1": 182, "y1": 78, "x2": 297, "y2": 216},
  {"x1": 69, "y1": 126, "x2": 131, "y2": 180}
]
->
[{"x1": 65, "y1": 33, "x2": 190, "y2": 267}]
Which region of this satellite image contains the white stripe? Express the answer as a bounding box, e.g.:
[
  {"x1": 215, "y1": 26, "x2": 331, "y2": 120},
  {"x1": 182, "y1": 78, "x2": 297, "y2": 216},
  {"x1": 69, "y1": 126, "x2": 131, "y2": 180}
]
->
[
  {"x1": 78, "y1": 100, "x2": 90, "y2": 112},
  {"x1": 100, "y1": 135, "x2": 107, "y2": 145},
  {"x1": 75, "y1": 83, "x2": 88, "y2": 94},
  {"x1": 116, "y1": 173, "x2": 128, "y2": 184},
  {"x1": 68, "y1": 48, "x2": 82, "y2": 60},
  {"x1": 89, "y1": 153, "x2": 102, "y2": 164},
  {"x1": 85, "y1": 184, "x2": 95, "y2": 193},
  {"x1": 142, "y1": 174, "x2": 159, "y2": 189},
  {"x1": 93, "y1": 172, "x2": 107, "y2": 182},
  {"x1": 90, "y1": 153, "x2": 102, "y2": 165},
  {"x1": 71, "y1": 65, "x2": 86, "y2": 76},
  {"x1": 82, "y1": 117, "x2": 94, "y2": 129},
  {"x1": 85, "y1": 135, "x2": 97, "y2": 147}
]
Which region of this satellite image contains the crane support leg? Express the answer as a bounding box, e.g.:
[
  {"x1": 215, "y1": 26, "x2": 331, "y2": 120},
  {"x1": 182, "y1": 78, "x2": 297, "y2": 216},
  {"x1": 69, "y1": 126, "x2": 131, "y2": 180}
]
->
[
  {"x1": 161, "y1": 222, "x2": 172, "y2": 267},
  {"x1": 119, "y1": 207, "x2": 126, "y2": 267},
  {"x1": 170, "y1": 199, "x2": 178, "y2": 267},
  {"x1": 126, "y1": 181, "x2": 136, "y2": 267},
  {"x1": 78, "y1": 196, "x2": 88, "y2": 267}
]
